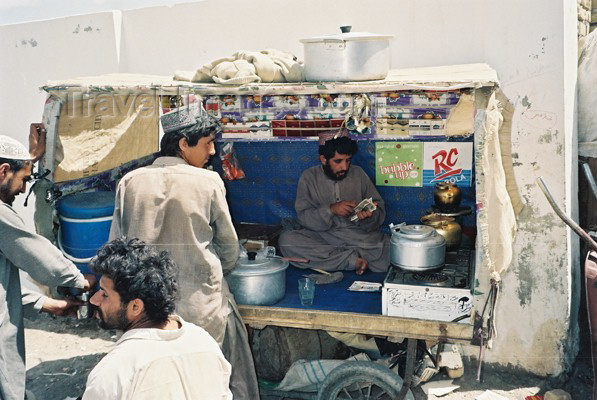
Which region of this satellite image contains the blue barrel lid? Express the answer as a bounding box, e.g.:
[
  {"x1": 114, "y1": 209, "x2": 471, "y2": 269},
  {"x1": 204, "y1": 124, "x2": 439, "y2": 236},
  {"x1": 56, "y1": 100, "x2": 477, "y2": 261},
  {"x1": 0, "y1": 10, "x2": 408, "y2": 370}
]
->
[{"x1": 57, "y1": 191, "x2": 115, "y2": 219}]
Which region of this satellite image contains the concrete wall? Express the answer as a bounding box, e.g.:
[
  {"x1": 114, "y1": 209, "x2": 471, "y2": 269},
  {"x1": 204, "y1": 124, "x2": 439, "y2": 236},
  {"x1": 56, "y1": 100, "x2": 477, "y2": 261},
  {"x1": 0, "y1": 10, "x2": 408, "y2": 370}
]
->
[
  {"x1": 0, "y1": 0, "x2": 578, "y2": 375},
  {"x1": 476, "y1": 1, "x2": 580, "y2": 375},
  {"x1": 0, "y1": 12, "x2": 122, "y2": 226}
]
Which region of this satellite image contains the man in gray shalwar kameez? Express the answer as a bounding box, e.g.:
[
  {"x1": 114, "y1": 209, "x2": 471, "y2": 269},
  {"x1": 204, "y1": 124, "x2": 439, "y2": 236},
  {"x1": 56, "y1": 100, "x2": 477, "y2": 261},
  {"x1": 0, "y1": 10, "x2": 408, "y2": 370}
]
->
[
  {"x1": 279, "y1": 132, "x2": 390, "y2": 274},
  {"x1": 109, "y1": 107, "x2": 259, "y2": 400},
  {"x1": 0, "y1": 134, "x2": 94, "y2": 400}
]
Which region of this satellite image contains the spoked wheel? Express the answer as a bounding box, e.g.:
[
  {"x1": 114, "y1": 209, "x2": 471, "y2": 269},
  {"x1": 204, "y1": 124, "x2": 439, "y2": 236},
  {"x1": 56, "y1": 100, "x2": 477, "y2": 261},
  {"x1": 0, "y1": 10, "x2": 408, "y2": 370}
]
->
[{"x1": 317, "y1": 361, "x2": 415, "y2": 400}]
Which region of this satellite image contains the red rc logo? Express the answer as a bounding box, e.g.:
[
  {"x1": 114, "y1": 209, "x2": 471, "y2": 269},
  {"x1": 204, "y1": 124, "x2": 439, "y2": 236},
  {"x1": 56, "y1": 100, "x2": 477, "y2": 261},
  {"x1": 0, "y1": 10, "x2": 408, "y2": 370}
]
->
[{"x1": 431, "y1": 148, "x2": 462, "y2": 182}]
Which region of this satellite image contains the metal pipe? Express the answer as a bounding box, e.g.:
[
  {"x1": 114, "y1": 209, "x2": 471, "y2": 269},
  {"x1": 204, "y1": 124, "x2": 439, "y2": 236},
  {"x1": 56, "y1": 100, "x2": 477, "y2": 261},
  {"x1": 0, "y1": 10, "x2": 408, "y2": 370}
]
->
[
  {"x1": 536, "y1": 177, "x2": 597, "y2": 252},
  {"x1": 582, "y1": 163, "x2": 597, "y2": 201}
]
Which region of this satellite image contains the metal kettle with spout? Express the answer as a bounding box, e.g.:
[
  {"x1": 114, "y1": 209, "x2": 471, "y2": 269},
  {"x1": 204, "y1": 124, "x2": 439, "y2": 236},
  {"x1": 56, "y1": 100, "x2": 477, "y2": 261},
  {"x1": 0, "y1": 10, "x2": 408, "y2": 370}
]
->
[{"x1": 433, "y1": 182, "x2": 462, "y2": 210}]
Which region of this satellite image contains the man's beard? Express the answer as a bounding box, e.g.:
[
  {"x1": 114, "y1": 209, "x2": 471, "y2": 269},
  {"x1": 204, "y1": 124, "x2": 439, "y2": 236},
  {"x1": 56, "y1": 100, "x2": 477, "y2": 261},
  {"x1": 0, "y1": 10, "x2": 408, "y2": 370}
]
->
[
  {"x1": 97, "y1": 306, "x2": 129, "y2": 331},
  {"x1": 0, "y1": 179, "x2": 15, "y2": 206},
  {"x1": 323, "y1": 162, "x2": 349, "y2": 181}
]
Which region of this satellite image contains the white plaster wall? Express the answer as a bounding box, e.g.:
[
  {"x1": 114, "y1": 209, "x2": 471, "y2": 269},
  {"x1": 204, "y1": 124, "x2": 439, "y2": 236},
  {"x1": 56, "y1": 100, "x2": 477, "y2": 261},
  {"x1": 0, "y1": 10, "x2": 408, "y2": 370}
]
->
[
  {"x1": 0, "y1": 0, "x2": 577, "y2": 375},
  {"x1": 0, "y1": 12, "x2": 121, "y2": 226},
  {"x1": 117, "y1": 0, "x2": 489, "y2": 74},
  {"x1": 478, "y1": 1, "x2": 579, "y2": 375}
]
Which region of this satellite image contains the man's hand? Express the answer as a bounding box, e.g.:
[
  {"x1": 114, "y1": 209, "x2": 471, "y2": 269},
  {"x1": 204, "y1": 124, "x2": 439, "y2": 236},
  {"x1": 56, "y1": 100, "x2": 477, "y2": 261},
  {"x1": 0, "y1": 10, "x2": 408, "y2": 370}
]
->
[
  {"x1": 29, "y1": 123, "x2": 47, "y2": 163},
  {"x1": 81, "y1": 274, "x2": 97, "y2": 292},
  {"x1": 41, "y1": 297, "x2": 83, "y2": 317},
  {"x1": 355, "y1": 201, "x2": 378, "y2": 221},
  {"x1": 330, "y1": 201, "x2": 357, "y2": 217}
]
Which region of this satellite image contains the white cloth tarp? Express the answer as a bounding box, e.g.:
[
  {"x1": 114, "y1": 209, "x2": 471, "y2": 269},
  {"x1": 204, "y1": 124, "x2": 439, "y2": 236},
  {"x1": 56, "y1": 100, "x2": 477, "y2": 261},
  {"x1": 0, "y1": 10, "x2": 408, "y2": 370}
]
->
[
  {"x1": 174, "y1": 49, "x2": 304, "y2": 85},
  {"x1": 275, "y1": 353, "x2": 370, "y2": 392},
  {"x1": 475, "y1": 92, "x2": 518, "y2": 280}
]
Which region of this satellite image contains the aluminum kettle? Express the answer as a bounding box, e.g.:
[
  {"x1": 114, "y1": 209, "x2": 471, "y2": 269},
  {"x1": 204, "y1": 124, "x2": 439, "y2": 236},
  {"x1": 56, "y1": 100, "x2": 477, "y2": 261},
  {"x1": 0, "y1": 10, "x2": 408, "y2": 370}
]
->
[{"x1": 389, "y1": 223, "x2": 446, "y2": 272}]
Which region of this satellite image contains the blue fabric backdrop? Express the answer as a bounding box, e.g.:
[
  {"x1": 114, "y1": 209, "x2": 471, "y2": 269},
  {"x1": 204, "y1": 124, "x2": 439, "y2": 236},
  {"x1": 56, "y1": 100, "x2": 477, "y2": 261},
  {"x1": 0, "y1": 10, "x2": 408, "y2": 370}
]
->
[{"x1": 213, "y1": 138, "x2": 476, "y2": 233}]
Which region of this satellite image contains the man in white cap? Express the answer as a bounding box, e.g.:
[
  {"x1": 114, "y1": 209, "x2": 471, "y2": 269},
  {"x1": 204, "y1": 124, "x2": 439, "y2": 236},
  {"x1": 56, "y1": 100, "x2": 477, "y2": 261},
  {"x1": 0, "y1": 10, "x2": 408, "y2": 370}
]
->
[
  {"x1": 279, "y1": 131, "x2": 390, "y2": 275},
  {"x1": 0, "y1": 133, "x2": 95, "y2": 400}
]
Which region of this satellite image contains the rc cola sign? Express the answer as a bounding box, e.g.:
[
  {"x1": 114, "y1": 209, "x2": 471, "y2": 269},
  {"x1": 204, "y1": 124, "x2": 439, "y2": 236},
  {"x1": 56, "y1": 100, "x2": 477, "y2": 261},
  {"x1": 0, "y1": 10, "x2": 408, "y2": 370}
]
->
[{"x1": 422, "y1": 142, "x2": 473, "y2": 187}]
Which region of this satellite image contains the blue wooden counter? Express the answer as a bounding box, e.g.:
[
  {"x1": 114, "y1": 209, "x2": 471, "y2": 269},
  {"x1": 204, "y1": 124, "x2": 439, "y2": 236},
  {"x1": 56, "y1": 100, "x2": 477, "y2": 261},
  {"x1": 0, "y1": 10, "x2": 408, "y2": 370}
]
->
[
  {"x1": 273, "y1": 266, "x2": 385, "y2": 314},
  {"x1": 237, "y1": 265, "x2": 474, "y2": 343}
]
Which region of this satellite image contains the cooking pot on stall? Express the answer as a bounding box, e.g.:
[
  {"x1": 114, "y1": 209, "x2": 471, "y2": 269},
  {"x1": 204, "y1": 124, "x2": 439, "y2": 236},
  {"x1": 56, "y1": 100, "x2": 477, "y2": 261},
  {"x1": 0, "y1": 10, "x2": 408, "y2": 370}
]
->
[
  {"x1": 420, "y1": 213, "x2": 462, "y2": 251},
  {"x1": 300, "y1": 26, "x2": 393, "y2": 82},
  {"x1": 389, "y1": 223, "x2": 446, "y2": 272},
  {"x1": 227, "y1": 251, "x2": 289, "y2": 306},
  {"x1": 433, "y1": 182, "x2": 462, "y2": 211}
]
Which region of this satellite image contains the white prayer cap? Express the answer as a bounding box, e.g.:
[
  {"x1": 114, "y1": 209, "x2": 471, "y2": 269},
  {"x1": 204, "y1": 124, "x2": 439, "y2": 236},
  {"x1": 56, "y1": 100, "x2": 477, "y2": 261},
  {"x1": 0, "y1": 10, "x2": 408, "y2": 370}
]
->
[{"x1": 0, "y1": 135, "x2": 31, "y2": 160}]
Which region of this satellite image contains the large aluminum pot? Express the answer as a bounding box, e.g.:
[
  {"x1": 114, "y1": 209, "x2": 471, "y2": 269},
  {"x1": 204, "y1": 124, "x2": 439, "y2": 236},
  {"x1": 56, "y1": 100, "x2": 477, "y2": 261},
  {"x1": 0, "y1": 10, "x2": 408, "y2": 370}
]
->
[
  {"x1": 300, "y1": 26, "x2": 393, "y2": 82},
  {"x1": 389, "y1": 223, "x2": 446, "y2": 272},
  {"x1": 227, "y1": 254, "x2": 289, "y2": 306}
]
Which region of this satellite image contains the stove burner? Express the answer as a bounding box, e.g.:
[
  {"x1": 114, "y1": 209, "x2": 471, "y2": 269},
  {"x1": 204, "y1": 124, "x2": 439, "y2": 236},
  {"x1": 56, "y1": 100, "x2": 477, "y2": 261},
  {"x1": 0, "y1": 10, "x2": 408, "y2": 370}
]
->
[{"x1": 409, "y1": 272, "x2": 450, "y2": 287}]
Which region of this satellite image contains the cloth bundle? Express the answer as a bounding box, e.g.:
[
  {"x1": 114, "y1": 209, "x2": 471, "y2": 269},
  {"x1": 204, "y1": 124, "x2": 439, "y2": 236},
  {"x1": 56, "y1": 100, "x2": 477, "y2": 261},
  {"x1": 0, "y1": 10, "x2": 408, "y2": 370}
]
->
[{"x1": 174, "y1": 49, "x2": 304, "y2": 85}]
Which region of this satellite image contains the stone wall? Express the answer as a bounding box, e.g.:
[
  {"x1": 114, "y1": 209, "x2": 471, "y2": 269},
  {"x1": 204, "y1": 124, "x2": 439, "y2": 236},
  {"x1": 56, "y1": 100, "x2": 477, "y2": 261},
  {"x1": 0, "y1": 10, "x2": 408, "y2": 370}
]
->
[{"x1": 579, "y1": 0, "x2": 592, "y2": 36}]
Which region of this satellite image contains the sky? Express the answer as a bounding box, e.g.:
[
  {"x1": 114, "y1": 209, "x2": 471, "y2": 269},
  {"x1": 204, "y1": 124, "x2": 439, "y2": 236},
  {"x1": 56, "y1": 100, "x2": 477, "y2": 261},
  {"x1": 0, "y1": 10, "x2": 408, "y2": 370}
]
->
[{"x1": 0, "y1": 0, "x2": 198, "y2": 25}]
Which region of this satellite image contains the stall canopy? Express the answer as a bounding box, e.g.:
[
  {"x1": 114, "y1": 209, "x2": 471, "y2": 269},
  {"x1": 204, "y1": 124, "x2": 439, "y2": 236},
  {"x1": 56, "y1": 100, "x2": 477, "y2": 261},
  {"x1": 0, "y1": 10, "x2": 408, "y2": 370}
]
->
[
  {"x1": 43, "y1": 63, "x2": 499, "y2": 94},
  {"x1": 41, "y1": 63, "x2": 519, "y2": 283}
]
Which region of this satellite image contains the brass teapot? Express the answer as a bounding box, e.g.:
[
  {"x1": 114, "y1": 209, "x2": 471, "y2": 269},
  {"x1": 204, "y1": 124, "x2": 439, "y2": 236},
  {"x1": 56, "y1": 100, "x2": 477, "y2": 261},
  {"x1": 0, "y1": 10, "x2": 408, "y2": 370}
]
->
[
  {"x1": 433, "y1": 182, "x2": 462, "y2": 211},
  {"x1": 421, "y1": 213, "x2": 462, "y2": 251}
]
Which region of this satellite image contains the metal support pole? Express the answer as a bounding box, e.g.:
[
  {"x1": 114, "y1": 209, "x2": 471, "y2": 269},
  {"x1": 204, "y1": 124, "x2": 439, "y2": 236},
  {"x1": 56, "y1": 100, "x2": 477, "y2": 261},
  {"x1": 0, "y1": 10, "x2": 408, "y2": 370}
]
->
[{"x1": 396, "y1": 338, "x2": 417, "y2": 400}]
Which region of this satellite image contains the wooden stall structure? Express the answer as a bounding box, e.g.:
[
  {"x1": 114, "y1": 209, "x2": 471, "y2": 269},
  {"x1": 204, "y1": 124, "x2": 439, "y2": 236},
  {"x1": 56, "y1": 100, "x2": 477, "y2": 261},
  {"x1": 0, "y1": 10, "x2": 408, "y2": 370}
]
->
[{"x1": 39, "y1": 64, "x2": 502, "y2": 398}]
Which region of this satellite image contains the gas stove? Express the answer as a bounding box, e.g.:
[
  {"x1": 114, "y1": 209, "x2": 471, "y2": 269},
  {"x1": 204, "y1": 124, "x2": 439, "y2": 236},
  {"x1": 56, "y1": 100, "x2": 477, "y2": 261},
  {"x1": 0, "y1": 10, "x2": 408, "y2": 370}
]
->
[{"x1": 382, "y1": 249, "x2": 474, "y2": 324}]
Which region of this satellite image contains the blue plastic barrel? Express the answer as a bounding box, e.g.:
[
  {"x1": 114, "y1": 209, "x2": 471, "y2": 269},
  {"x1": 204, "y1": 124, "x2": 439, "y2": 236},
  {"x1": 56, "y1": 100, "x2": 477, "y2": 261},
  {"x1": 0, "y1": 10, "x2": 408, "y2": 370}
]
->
[{"x1": 56, "y1": 191, "x2": 115, "y2": 274}]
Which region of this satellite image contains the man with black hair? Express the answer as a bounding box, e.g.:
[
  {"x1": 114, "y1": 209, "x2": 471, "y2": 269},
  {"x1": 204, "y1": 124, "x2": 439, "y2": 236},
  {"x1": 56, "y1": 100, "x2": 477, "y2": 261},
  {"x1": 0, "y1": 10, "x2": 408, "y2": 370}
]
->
[
  {"x1": 279, "y1": 132, "x2": 390, "y2": 274},
  {"x1": 82, "y1": 237, "x2": 232, "y2": 400},
  {"x1": 0, "y1": 133, "x2": 95, "y2": 400},
  {"x1": 109, "y1": 106, "x2": 259, "y2": 399}
]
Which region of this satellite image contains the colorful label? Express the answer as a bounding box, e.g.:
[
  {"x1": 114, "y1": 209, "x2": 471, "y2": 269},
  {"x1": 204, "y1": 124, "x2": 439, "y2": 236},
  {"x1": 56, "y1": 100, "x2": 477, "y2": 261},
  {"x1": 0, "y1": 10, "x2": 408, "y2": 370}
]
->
[
  {"x1": 375, "y1": 142, "x2": 423, "y2": 187},
  {"x1": 423, "y1": 142, "x2": 473, "y2": 187}
]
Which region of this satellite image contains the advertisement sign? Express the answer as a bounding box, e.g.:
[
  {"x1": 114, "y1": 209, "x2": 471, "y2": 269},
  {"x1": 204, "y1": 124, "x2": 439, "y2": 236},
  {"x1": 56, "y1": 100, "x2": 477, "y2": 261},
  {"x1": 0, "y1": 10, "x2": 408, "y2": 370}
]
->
[
  {"x1": 422, "y1": 142, "x2": 473, "y2": 187},
  {"x1": 375, "y1": 142, "x2": 423, "y2": 187}
]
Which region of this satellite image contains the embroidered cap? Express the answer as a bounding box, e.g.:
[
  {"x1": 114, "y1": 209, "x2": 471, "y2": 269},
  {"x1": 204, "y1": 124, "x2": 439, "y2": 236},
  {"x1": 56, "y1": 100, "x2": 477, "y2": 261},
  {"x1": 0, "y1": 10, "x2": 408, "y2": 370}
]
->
[
  {"x1": 318, "y1": 129, "x2": 349, "y2": 146},
  {"x1": 160, "y1": 102, "x2": 221, "y2": 135},
  {"x1": 0, "y1": 135, "x2": 31, "y2": 160}
]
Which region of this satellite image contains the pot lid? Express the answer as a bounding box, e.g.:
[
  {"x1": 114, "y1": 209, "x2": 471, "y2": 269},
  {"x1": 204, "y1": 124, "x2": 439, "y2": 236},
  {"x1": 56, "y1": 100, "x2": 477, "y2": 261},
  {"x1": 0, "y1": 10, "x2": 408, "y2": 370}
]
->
[
  {"x1": 57, "y1": 191, "x2": 115, "y2": 219},
  {"x1": 232, "y1": 256, "x2": 289, "y2": 276},
  {"x1": 396, "y1": 224, "x2": 435, "y2": 239},
  {"x1": 421, "y1": 213, "x2": 455, "y2": 225},
  {"x1": 300, "y1": 26, "x2": 393, "y2": 43}
]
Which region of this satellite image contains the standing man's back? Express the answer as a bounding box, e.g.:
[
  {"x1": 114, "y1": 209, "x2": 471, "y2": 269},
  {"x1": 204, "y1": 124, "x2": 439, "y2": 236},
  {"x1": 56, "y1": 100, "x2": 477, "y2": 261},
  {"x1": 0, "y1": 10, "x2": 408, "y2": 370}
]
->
[
  {"x1": 111, "y1": 160, "x2": 236, "y2": 342},
  {"x1": 109, "y1": 105, "x2": 259, "y2": 399}
]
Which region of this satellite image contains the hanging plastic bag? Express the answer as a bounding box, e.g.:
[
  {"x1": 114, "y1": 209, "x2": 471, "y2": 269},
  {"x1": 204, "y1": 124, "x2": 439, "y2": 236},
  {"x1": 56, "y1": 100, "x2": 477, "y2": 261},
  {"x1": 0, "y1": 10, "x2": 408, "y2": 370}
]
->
[{"x1": 219, "y1": 142, "x2": 245, "y2": 181}]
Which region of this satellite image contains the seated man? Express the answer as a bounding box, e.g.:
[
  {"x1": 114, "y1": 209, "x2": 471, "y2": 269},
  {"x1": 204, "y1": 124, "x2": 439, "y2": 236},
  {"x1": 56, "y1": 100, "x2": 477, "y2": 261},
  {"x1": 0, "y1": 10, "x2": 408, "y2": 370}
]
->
[
  {"x1": 82, "y1": 238, "x2": 232, "y2": 400},
  {"x1": 279, "y1": 131, "x2": 390, "y2": 275}
]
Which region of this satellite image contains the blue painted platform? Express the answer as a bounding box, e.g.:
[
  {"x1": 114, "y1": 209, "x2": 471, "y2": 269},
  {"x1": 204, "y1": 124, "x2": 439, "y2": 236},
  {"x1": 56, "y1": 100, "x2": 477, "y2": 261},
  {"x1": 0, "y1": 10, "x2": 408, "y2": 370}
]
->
[{"x1": 269, "y1": 265, "x2": 386, "y2": 315}]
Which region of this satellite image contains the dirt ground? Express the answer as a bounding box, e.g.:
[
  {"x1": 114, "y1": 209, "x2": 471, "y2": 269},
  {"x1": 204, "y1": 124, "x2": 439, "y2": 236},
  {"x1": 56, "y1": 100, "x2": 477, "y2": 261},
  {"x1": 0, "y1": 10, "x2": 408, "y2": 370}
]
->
[{"x1": 25, "y1": 314, "x2": 593, "y2": 400}]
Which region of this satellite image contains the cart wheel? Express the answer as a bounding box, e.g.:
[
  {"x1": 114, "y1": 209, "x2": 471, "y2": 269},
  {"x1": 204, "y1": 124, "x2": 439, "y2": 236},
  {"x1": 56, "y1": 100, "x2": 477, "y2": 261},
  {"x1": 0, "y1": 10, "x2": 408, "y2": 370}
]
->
[{"x1": 317, "y1": 361, "x2": 415, "y2": 400}]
